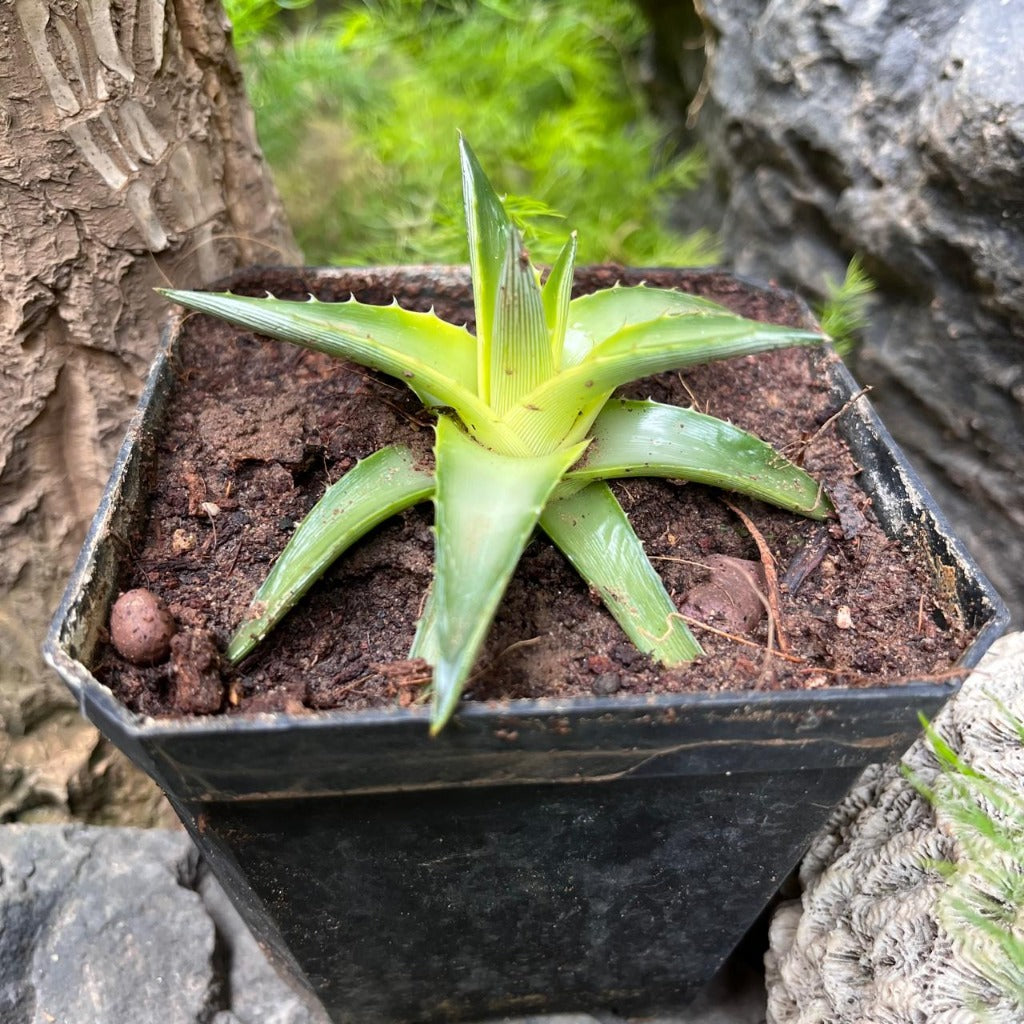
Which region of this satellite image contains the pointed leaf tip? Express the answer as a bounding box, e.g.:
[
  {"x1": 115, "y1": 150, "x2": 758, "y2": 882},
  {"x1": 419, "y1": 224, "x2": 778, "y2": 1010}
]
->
[
  {"x1": 490, "y1": 223, "x2": 550, "y2": 415},
  {"x1": 225, "y1": 445, "x2": 434, "y2": 664},
  {"x1": 429, "y1": 657, "x2": 464, "y2": 734},
  {"x1": 541, "y1": 482, "x2": 703, "y2": 663},
  {"x1": 461, "y1": 137, "x2": 514, "y2": 402},
  {"x1": 543, "y1": 232, "x2": 578, "y2": 368},
  {"x1": 424, "y1": 417, "x2": 585, "y2": 733}
]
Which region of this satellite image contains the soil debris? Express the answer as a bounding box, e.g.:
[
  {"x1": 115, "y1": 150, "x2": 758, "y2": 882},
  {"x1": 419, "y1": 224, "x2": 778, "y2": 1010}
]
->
[{"x1": 170, "y1": 631, "x2": 224, "y2": 714}]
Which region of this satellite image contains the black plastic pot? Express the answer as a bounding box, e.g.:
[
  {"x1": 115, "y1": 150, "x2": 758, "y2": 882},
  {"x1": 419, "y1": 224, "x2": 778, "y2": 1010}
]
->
[{"x1": 45, "y1": 267, "x2": 1008, "y2": 1024}]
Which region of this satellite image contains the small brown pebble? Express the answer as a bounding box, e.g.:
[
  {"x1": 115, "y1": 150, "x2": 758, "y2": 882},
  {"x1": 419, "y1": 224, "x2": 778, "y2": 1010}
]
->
[
  {"x1": 679, "y1": 555, "x2": 767, "y2": 635},
  {"x1": 110, "y1": 589, "x2": 176, "y2": 665},
  {"x1": 592, "y1": 672, "x2": 621, "y2": 695}
]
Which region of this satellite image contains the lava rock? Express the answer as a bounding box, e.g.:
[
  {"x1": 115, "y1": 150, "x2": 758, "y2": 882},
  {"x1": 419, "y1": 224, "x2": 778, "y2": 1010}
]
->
[
  {"x1": 0, "y1": 826, "x2": 215, "y2": 1024},
  {"x1": 170, "y1": 630, "x2": 225, "y2": 714}
]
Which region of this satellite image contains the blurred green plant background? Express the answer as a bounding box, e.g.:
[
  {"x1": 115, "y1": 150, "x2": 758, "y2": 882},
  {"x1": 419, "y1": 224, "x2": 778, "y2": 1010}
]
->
[
  {"x1": 223, "y1": 0, "x2": 716, "y2": 267},
  {"x1": 815, "y1": 254, "x2": 875, "y2": 357}
]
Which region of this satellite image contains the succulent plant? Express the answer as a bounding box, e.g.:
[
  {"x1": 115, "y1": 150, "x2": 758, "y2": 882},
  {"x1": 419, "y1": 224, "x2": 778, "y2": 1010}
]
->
[{"x1": 161, "y1": 138, "x2": 831, "y2": 733}]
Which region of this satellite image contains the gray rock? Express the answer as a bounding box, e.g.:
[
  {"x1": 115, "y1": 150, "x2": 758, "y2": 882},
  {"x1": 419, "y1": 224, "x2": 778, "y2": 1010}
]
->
[
  {"x1": 0, "y1": 824, "x2": 326, "y2": 1024},
  {"x1": 591, "y1": 672, "x2": 621, "y2": 696},
  {"x1": 197, "y1": 869, "x2": 329, "y2": 1024},
  {"x1": 652, "y1": 0, "x2": 1024, "y2": 621},
  {"x1": 0, "y1": 826, "x2": 216, "y2": 1024}
]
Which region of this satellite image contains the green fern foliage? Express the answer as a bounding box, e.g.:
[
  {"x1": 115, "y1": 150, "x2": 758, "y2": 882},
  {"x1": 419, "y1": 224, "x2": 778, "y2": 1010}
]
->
[
  {"x1": 816, "y1": 255, "x2": 875, "y2": 356},
  {"x1": 224, "y1": 0, "x2": 716, "y2": 267}
]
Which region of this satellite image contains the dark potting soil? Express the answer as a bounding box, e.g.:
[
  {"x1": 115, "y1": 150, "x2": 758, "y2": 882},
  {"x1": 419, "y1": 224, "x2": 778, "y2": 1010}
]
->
[{"x1": 98, "y1": 266, "x2": 973, "y2": 718}]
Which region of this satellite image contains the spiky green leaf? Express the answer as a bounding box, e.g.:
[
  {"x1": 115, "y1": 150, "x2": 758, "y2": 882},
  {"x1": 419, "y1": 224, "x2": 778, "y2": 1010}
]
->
[
  {"x1": 460, "y1": 135, "x2": 513, "y2": 401},
  {"x1": 569, "y1": 399, "x2": 833, "y2": 518},
  {"x1": 160, "y1": 288, "x2": 475, "y2": 399},
  {"x1": 490, "y1": 225, "x2": 552, "y2": 416},
  {"x1": 226, "y1": 445, "x2": 434, "y2": 664},
  {"x1": 540, "y1": 482, "x2": 701, "y2": 663},
  {"x1": 562, "y1": 284, "x2": 726, "y2": 366},
  {"x1": 542, "y1": 232, "x2": 577, "y2": 366},
  {"x1": 158, "y1": 288, "x2": 528, "y2": 453},
  {"x1": 505, "y1": 313, "x2": 823, "y2": 452},
  {"x1": 428, "y1": 415, "x2": 586, "y2": 733}
]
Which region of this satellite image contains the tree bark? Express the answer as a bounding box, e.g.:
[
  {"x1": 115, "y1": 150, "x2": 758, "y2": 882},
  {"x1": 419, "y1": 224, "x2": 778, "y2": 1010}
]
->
[{"x1": 0, "y1": 0, "x2": 300, "y2": 824}]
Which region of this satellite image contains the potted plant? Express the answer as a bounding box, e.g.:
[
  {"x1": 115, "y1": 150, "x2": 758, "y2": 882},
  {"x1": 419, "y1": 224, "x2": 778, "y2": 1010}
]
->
[{"x1": 44, "y1": 141, "x2": 1007, "y2": 1024}]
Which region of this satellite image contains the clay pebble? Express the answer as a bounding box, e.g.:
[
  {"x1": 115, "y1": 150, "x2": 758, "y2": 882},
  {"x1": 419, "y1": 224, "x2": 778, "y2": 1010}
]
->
[{"x1": 109, "y1": 588, "x2": 177, "y2": 665}]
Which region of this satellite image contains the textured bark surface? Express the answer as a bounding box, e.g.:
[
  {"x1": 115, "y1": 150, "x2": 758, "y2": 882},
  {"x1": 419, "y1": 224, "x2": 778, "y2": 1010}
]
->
[
  {"x1": 0, "y1": 0, "x2": 299, "y2": 824},
  {"x1": 644, "y1": 0, "x2": 1024, "y2": 624}
]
